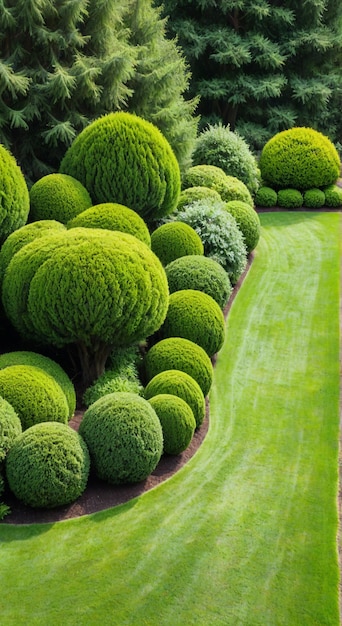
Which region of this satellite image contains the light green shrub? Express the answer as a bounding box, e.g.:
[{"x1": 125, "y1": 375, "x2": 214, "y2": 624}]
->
[
  {"x1": 0, "y1": 397, "x2": 22, "y2": 463},
  {"x1": 151, "y1": 221, "x2": 204, "y2": 266},
  {"x1": 176, "y1": 186, "x2": 222, "y2": 211},
  {"x1": 0, "y1": 145, "x2": 30, "y2": 243},
  {"x1": 324, "y1": 184, "x2": 342, "y2": 207},
  {"x1": 277, "y1": 189, "x2": 304, "y2": 209},
  {"x1": 60, "y1": 112, "x2": 181, "y2": 223},
  {"x1": 144, "y1": 369, "x2": 205, "y2": 428},
  {"x1": 29, "y1": 173, "x2": 92, "y2": 224},
  {"x1": 255, "y1": 186, "x2": 278, "y2": 208},
  {"x1": 182, "y1": 164, "x2": 254, "y2": 206},
  {"x1": 79, "y1": 392, "x2": 163, "y2": 484},
  {"x1": 6, "y1": 422, "x2": 90, "y2": 508},
  {"x1": 303, "y1": 189, "x2": 326, "y2": 208},
  {"x1": 225, "y1": 201, "x2": 261, "y2": 253},
  {"x1": 148, "y1": 394, "x2": 196, "y2": 455}
]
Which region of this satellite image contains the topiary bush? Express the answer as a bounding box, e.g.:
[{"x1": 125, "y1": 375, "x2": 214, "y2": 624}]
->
[
  {"x1": 259, "y1": 127, "x2": 341, "y2": 190},
  {"x1": 182, "y1": 164, "x2": 254, "y2": 206},
  {"x1": 303, "y1": 188, "x2": 326, "y2": 208},
  {"x1": 144, "y1": 337, "x2": 213, "y2": 396},
  {"x1": 255, "y1": 186, "x2": 278, "y2": 208},
  {"x1": 29, "y1": 174, "x2": 92, "y2": 224},
  {"x1": 144, "y1": 369, "x2": 205, "y2": 428},
  {"x1": 192, "y1": 124, "x2": 260, "y2": 195},
  {"x1": 0, "y1": 365, "x2": 69, "y2": 430},
  {"x1": 79, "y1": 392, "x2": 163, "y2": 484},
  {"x1": 67, "y1": 203, "x2": 151, "y2": 246},
  {"x1": 176, "y1": 186, "x2": 222, "y2": 211},
  {"x1": 323, "y1": 184, "x2": 342, "y2": 207},
  {"x1": 165, "y1": 254, "x2": 232, "y2": 309},
  {"x1": 277, "y1": 189, "x2": 304, "y2": 209},
  {"x1": 0, "y1": 397, "x2": 22, "y2": 463},
  {"x1": 6, "y1": 422, "x2": 90, "y2": 508},
  {"x1": 225, "y1": 201, "x2": 261, "y2": 253},
  {"x1": 0, "y1": 145, "x2": 30, "y2": 244},
  {"x1": 148, "y1": 394, "x2": 196, "y2": 455},
  {"x1": 60, "y1": 112, "x2": 181, "y2": 223},
  {"x1": 150, "y1": 222, "x2": 204, "y2": 266}
]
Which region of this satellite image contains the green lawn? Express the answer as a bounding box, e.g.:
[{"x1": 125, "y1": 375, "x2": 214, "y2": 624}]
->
[{"x1": 0, "y1": 211, "x2": 340, "y2": 625}]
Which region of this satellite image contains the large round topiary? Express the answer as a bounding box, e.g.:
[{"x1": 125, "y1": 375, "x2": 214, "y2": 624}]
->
[
  {"x1": 303, "y1": 188, "x2": 326, "y2": 208},
  {"x1": 277, "y1": 189, "x2": 304, "y2": 209},
  {"x1": 176, "y1": 186, "x2": 222, "y2": 211},
  {"x1": 182, "y1": 165, "x2": 254, "y2": 207},
  {"x1": 144, "y1": 369, "x2": 205, "y2": 428},
  {"x1": 148, "y1": 393, "x2": 196, "y2": 455},
  {"x1": 67, "y1": 203, "x2": 151, "y2": 247},
  {"x1": 29, "y1": 173, "x2": 92, "y2": 224},
  {"x1": 151, "y1": 222, "x2": 204, "y2": 266},
  {"x1": 0, "y1": 145, "x2": 30, "y2": 244},
  {"x1": 144, "y1": 337, "x2": 213, "y2": 396},
  {"x1": 255, "y1": 186, "x2": 277, "y2": 208},
  {"x1": 0, "y1": 397, "x2": 22, "y2": 463},
  {"x1": 324, "y1": 184, "x2": 342, "y2": 207},
  {"x1": 225, "y1": 201, "x2": 261, "y2": 253},
  {"x1": 6, "y1": 422, "x2": 90, "y2": 508},
  {"x1": 259, "y1": 127, "x2": 341, "y2": 190},
  {"x1": 79, "y1": 392, "x2": 163, "y2": 484},
  {"x1": 0, "y1": 365, "x2": 69, "y2": 430},
  {"x1": 60, "y1": 112, "x2": 181, "y2": 222}
]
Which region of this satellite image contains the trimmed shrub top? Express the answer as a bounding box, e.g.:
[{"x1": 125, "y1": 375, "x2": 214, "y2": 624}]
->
[
  {"x1": 29, "y1": 173, "x2": 92, "y2": 224},
  {"x1": 151, "y1": 221, "x2": 204, "y2": 266},
  {"x1": 259, "y1": 127, "x2": 341, "y2": 190},
  {"x1": 225, "y1": 200, "x2": 261, "y2": 253},
  {"x1": 0, "y1": 144, "x2": 30, "y2": 243},
  {"x1": 144, "y1": 369, "x2": 205, "y2": 428},
  {"x1": 60, "y1": 112, "x2": 181, "y2": 222},
  {"x1": 148, "y1": 394, "x2": 196, "y2": 455},
  {"x1": 0, "y1": 396, "x2": 22, "y2": 463},
  {"x1": 68, "y1": 203, "x2": 151, "y2": 246},
  {"x1": 182, "y1": 165, "x2": 254, "y2": 207},
  {"x1": 176, "y1": 186, "x2": 222, "y2": 211}
]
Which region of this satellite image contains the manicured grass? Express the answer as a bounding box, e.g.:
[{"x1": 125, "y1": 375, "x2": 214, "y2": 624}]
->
[{"x1": 0, "y1": 211, "x2": 340, "y2": 625}]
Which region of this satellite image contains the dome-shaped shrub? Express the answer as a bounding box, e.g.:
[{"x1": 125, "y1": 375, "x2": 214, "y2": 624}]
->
[
  {"x1": 259, "y1": 127, "x2": 341, "y2": 190},
  {"x1": 144, "y1": 337, "x2": 213, "y2": 396},
  {"x1": 324, "y1": 184, "x2": 342, "y2": 207},
  {"x1": 255, "y1": 186, "x2": 277, "y2": 208},
  {"x1": 165, "y1": 254, "x2": 232, "y2": 308},
  {"x1": 192, "y1": 124, "x2": 260, "y2": 195},
  {"x1": 6, "y1": 422, "x2": 90, "y2": 508},
  {"x1": 0, "y1": 145, "x2": 30, "y2": 244},
  {"x1": 0, "y1": 365, "x2": 69, "y2": 430},
  {"x1": 29, "y1": 173, "x2": 92, "y2": 223},
  {"x1": 303, "y1": 188, "x2": 326, "y2": 208},
  {"x1": 0, "y1": 351, "x2": 76, "y2": 418},
  {"x1": 277, "y1": 189, "x2": 304, "y2": 209},
  {"x1": 182, "y1": 165, "x2": 253, "y2": 206},
  {"x1": 151, "y1": 222, "x2": 204, "y2": 266},
  {"x1": 79, "y1": 392, "x2": 163, "y2": 484},
  {"x1": 176, "y1": 186, "x2": 222, "y2": 211},
  {"x1": 225, "y1": 201, "x2": 261, "y2": 253},
  {"x1": 67, "y1": 203, "x2": 151, "y2": 247},
  {"x1": 0, "y1": 397, "x2": 22, "y2": 463},
  {"x1": 144, "y1": 369, "x2": 205, "y2": 428},
  {"x1": 148, "y1": 393, "x2": 196, "y2": 455},
  {"x1": 60, "y1": 112, "x2": 181, "y2": 222}
]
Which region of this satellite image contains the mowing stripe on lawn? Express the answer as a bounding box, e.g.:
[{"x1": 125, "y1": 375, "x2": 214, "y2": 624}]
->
[{"x1": 0, "y1": 211, "x2": 340, "y2": 625}]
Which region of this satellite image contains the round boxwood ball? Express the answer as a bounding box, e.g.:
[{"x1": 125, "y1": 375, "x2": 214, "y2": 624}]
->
[
  {"x1": 176, "y1": 186, "x2": 222, "y2": 211},
  {"x1": 255, "y1": 186, "x2": 278, "y2": 208},
  {"x1": 151, "y1": 222, "x2": 204, "y2": 266},
  {"x1": 303, "y1": 188, "x2": 326, "y2": 208},
  {"x1": 182, "y1": 165, "x2": 254, "y2": 207},
  {"x1": 0, "y1": 145, "x2": 30, "y2": 244},
  {"x1": 144, "y1": 369, "x2": 205, "y2": 428},
  {"x1": 277, "y1": 189, "x2": 303, "y2": 209},
  {"x1": 324, "y1": 184, "x2": 342, "y2": 207},
  {"x1": 29, "y1": 173, "x2": 92, "y2": 224},
  {"x1": 0, "y1": 365, "x2": 69, "y2": 430},
  {"x1": 6, "y1": 422, "x2": 90, "y2": 508},
  {"x1": 0, "y1": 396, "x2": 22, "y2": 463},
  {"x1": 60, "y1": 112, "x2": 181, "y2": 222},
  {"x1": 79, "y1": 392, "x2": 163, "y2": 484},
  {"x1": 225, "y1": 200, "x2": 261, "y2": 253},
  {"x1": 148, "y1": 394, "x2": 196, "y2": 455},
  {"x1": 159, "y1": 289, "x2": 225, "y2": 357}
]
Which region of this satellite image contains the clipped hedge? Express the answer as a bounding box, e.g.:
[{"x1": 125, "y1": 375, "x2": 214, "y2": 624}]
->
[
  {"x1": 176, "y1": 186, "x2": 222, "y2": 211},
  {"x1": 148, "y1": 394, "x2": 196, "y2": 455},
  {"x1": 303, "y1": 188, "x2": 326, "y2": 208},
  {"x1": 182, "y1": 164, "x2": 253, "y2": 206},
  {"x1": 0, "y1": 397, "x2": 22, "y2": 463},
  {"x1": 324, "y1": 184, "x2": 342, "y2": 207},
  {"x1": 79, "y1": 392, "x2": 163, "y2": 484},
  {"x1": 277, "y1": 189, "x2": 304, "y2": 209},
  {"x1": 0, "y1": 145, "x2": 30, "y2": 244},
  {"x1": 255, "y1": 186, "x2": 277, "y2": 208},
  {"x1": 29, "y1": 173, "x2": 92, "y2": 224},
  {"x1": 225, "y1": 200, "x2": 261, "y2": 253},
  {"x1": 144, "y1": 369, "x2": 205, "y2": 428},
  {"x1": 6, "y1": 422, "x2": 90, "y2": 508},
  {"x1": 151, "y1": 221, "x2": 204, "y2": 266}
]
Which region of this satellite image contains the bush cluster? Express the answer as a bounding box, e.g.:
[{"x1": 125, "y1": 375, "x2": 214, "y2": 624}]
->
[
  {"x1": 225, "y1": 201, "x2": 261, "y2": 253},
  {"x1": 29, "y1": 174, "x2": 92, "y2": 224},
  {"x1": 144, "y1": 369, "x2": 205, "y2": 428},
  {"x1": 0, "y1": 397, "x2": 22, "y2": 463},
  {"x1": 0, "y1": 145, "x2": 30, "y2": 244},
  {"x1": 182, "y1": 165, "x2": 254, "y2": 206},
  {"x1": 151, "y1": 221, "x2": 204, "y2": 266},
  {"x1": 255, "y1": 186, "x2": 278, "y2": 208},
  {"x1": 277, "y1": 189, "x2": 304, "y2": 209},
  {"x1": 148, "y1": 394, "x2": 196, "y2": 455}
]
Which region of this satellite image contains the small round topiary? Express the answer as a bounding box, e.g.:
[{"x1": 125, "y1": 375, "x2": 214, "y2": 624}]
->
[
  {"x1": 159, "y1": 289, "x2": 225, "y2": 357},
  {"x1": 182, "y1": 165, "x2": 254, "y2": 207},
  {"x1": 259, "y1": 127, "x2": 341, "y2": 190},
  {"x1": 67, "y1": 203, "x2": 151, "y2": 247},
  {"x1": 323, "y1": 184, "x2": 342, "y2": 207},
  {"x1": 29, "y1": 173, "x2": 92, "y2": 224},
  {"x1": 165, "y1": 254, "x2": 232, "y2": 309},
  {"x1": 0, "y1": 396, "x2": 22, "y2": 463},
  {"x1": 6, "y1": 422, "x2": 90, "y2": 508},
  {"x1": 303, "y1": 188, "x2": 326, "y2": 209},
  {"x1": 79, "y1": 392, "x2": 163, "y2": 484},
  {"x1": 0, "y1": 365, "x2": 69, "y2": 430},
  {"x1": 277, "y1": 189, "x2": 304, "y2": 209},
  {"x1": 176, "y1": 186, "x2": 222, "y2": 211},
  {"x1": 144, "y1": 369, "x2": 205, "y2": 428},
  {"x1": 60, "y1": 112, "x2": 181, "y2": 222},
  {"x1": 225, "y1": 201, "x2": 261, "y2": 253},
  {"x1": 150, "y1": 221, "x2": 204, "y2": 266},
  {"x1": 148, "y1": 393, "x2": 196, "y2": 455},
  {"x1": 0, "y1": 145, "x2": 30, "y2": 244},
  {"x1": 255, "y1": 186, "x2": 278, "y2": 208},
  {"x1": 144, "y1": 337, "x2": 213, "y2": 396}
]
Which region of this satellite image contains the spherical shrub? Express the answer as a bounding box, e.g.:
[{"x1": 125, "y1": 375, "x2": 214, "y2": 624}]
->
[
  {"x1": 174, "y1": 198, "x2": 247, "y2": 284},
  {"x1": 0, "y1": 145, "x2": 30, "y2": 243},
  {"x1": 29, "y1": 173, "x2": 92, "y2": 223},
  {"x1": 192, "y1": 124, "x2": 260, "y2": 195},
  {"x1": 144, "y1": 337, "x2": 213, "y2": 396},
  {"x1": 0, "y1": 365, "x2": 69, "y2": 430},
  {"x1": 0, "y1": 351, "x2": 76, "y2": 418},
  {"x1": 6, "y1": 422, "x2": 90, "y2": 508},
  {"x1": 144, "y1": 369, "x2": 205, "y2": 428},
  {"x1": 277, "y1": 189, "x2": 304, "y2": 209},
  {"x1": 79, "y1": 392, "x2": 163, "y2": 484},
  {"x1": 148, "y1": 394, "x2": 196, "y2": 455},
  {"x1": 0, "y1": 397, "x2": 22, "y2": 463},
  {"x1": 60, "y1": 112, "x2": 181, "y2": 222},
  {"x1": 176, "y1": 186, "x2": 222, "y2": 211},
  {"x1": 151, "y1": 221, "x2": 204, "y2": 266},
  {"x1": 68, "y1": 203, "x2": 151, "y2": 247},
  {"x1": 225, "y1": 201, "x2": 261, "y2": 253},
  {"x1": 165, "y1": 254, "x2": 232, "y2": 308},
  {"x1": 255, "y1": 186, "x2": 278, "y2": 208},
  {"x1": 303, "y1": 188, "x2": 326, "y2": 208},
  {"x1": 182, "y1": 165, "x2": 254, "y2": 206},
  {"x1": 323, "y1": 184, "x2": 342, "y2": 207},
  {"x1": 259, "y1": 127, "x2": 341, "y2": 190}
]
